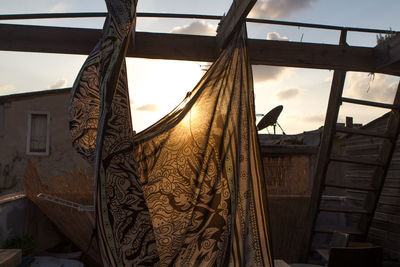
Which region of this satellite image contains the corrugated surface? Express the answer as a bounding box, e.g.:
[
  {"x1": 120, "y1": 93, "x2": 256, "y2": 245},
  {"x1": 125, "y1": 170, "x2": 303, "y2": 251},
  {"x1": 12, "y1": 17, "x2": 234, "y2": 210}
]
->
[{"x1": 345, "y1": 114, "x2": 400, "y2": 259}]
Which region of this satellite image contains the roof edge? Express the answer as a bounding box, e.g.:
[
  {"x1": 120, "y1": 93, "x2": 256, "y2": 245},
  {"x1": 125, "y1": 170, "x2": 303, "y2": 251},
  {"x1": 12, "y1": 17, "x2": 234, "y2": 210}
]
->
[{"x1": 0, "y1": 87, "x2": 71, "y2": 103}]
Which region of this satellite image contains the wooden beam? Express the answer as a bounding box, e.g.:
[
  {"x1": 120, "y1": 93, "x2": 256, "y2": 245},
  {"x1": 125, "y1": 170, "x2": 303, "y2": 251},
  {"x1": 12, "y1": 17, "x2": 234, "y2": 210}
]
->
[
  {"x1": 248, "y1": 39, "x2": 386, "y2": 74},
  {"x1": 301, "y1": 70, "x2": 347, "y2": 262},
  {"x1": 0, "y1": 23, "x2": 101, "y2": 55},
  {"x1": 0, "y1": 23, "x2": 217, "y2": 61},
  {"x1": 216, "y1": 0, "x2": 257, "y2": 50},
  {"x1": 132, "y1": 31, "x2": 216, "y2": 62},
  {"x1": 1, "y1": 12, "x2": 398, "y2": 35},
  {"x1": 375, "y1": 34, "x2": 400, "y2": 70},
  {"x1": 0, "y1": 24, "x2": 399, "y2": 76},
  {"x1": 260, "y1": 145, "x2": 318, "y2": 155}
]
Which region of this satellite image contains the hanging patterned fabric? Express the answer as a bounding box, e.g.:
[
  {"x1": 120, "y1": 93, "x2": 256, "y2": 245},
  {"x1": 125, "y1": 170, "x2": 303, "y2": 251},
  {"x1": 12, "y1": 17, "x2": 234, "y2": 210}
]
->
[
  {"x1": 69, "y1": 1, "x2": 273, "y2": 266},
  {"x1": 69, "y1": 0, "x2": 159, "y2": 266}
]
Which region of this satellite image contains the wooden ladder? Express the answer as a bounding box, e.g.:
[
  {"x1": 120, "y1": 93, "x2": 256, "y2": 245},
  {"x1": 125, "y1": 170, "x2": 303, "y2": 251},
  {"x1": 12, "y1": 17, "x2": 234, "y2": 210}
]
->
[{"x1": 302, "y1": 70, "x2": 400, "y2": 261}]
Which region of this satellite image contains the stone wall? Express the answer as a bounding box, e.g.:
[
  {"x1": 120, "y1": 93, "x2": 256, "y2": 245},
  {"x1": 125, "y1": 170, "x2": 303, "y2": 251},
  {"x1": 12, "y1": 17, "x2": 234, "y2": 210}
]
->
[{"x1": 0, "y1": 90, "x2": 91, "y2": 195}]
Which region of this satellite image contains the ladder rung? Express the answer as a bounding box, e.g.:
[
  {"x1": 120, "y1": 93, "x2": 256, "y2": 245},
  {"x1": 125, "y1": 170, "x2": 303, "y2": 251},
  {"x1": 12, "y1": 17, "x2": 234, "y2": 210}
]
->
[
  {"x1": 341, "y1": 97, "x2": 399, "y2": 109},
  {"x1": 330, "y1": 154, "x2": 384, "y2": 167},
  {"x1": 324, "y1": 182, "x2": 377, "y2": 192},
  {"x1": 314, "y1": 225, "x2": 363, "y2": 235},
  {"x1": 319, "y1": 205, "x2": 370, "y2": 215},
  {"x1": 335, "y1": 125, "x2": 390, "y2": 139}
]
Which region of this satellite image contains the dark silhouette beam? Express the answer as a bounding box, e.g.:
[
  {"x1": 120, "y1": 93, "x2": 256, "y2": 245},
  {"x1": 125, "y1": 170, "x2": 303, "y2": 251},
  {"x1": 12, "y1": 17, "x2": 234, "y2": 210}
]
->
[
  {"x1": 0, "y1": 23, "x2": 399, "y2": 76},
  {"x1": 215, "y1": 0, "x2": 257, "y2": 50}
]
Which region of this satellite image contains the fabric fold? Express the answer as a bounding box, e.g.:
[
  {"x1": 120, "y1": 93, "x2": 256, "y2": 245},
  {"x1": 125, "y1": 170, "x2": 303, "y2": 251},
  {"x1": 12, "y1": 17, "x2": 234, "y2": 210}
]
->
[
  {"x1": 69, "y1": 1, "x2": 159, "y2": 266},
  {"x1": 69, "y1": 1, "x2": 273, "y2": 266}
]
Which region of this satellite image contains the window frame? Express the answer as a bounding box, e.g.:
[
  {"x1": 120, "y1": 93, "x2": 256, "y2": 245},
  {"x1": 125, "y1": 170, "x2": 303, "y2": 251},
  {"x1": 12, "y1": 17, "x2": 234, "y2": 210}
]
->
[{"x1": 26, "y1": 111, "x2": 50, "y2": 156}]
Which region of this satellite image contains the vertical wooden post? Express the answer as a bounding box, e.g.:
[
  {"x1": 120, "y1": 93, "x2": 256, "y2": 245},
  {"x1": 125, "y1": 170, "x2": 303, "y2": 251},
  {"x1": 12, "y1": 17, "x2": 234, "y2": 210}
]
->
[{"x1": 339, "y1": 29, "x2": 348, "y2": 45}]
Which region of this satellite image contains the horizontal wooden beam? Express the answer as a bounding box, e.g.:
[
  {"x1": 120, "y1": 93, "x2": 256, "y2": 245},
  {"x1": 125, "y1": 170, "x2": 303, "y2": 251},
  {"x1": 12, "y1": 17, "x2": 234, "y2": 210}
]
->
[
  {"x1": 0, "y1": 23, "x2": 399, "y2": 76},
  {"x1": 1, "y1": 12, "x2": 397, "y2": 35},
  {"x1": 132, "y1": 30, "x2": 216, "y2": 62},
  {"x1": 249, "y1": 38, "x2": 381, "y2": 74},
  {"x1": 0, "y1": 23, "x2": 100, "y2": 55},
  {"x1": 216, "y1": 0, "x2": 257, "y2": 50},
  {"x1": 0, "y1": 23, "x2": 217, "y2": 61},
  {"x1": 260, "y1": 145, "x2": 318, "y2": 155}
]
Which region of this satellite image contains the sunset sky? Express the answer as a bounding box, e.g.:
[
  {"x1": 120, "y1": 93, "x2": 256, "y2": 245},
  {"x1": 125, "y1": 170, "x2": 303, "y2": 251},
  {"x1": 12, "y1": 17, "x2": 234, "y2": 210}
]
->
[{"x1": 1, "y1": 0, "x2": 399, "y2": 134}]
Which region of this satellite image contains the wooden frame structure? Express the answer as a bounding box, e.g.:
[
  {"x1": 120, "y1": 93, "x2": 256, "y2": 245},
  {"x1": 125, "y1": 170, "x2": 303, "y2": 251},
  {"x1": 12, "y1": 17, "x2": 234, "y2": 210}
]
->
[
  {"x1": 0, "y1": 8, "x2": 399, "y2": 75},
  {"x1": 1, "y1": 0, "x2": 400, "y2": 263}
]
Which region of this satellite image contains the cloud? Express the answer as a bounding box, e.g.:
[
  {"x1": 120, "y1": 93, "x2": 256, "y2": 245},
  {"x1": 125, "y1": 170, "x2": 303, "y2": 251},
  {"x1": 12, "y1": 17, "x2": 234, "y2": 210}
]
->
[
  {"x1": 302, "y1": 113, "x2": 325, "y2": 123},
  {"x1": 135, "y1": 104, "x2": 160, "y2": 112},
  {"x1": 253, "y1": 65, "x2": 287, "y2": 83},
  {"x1": 283, "y1": 113, "x2": 325, "y2": 133},
  {"x1": 48, "y1": 79, "x2": 67, "y2": 89},
  {"x1": 171, "y1": 20, "x2": 217, "y2": 36},
  {"x1": 250, "y1": 0, "x2": 318, "y2": 19},
  {"x1": 252, "y1": 34, "x2": 289, "y2": 83},
  {"x1": 276, "y1": 88, "x2": 302, "y2": 100},
  {"x1": 345, "y1": 73, "x2": 398, "y2": 103},
  {"x1": 0, "y1": 84, "x2": 17, "y2": 96},
  {"x1": 267, "y1": 32, "x2": 289, "y2": 41},
  {"x1": 48, "y1": 3, "x2": 68, "y2": 13}
]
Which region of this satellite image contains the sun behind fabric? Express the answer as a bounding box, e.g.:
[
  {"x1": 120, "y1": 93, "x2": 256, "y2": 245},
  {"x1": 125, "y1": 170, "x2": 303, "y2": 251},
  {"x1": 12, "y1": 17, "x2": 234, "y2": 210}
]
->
[{"x1": 69, "y1": 0, "x2": 273, "y2": 266}]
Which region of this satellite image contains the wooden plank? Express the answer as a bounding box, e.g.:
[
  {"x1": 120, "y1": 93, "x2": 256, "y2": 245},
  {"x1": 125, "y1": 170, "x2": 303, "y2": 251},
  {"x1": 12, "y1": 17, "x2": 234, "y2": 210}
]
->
[
  {"x1": 373, "y1": 212, "x2": 400, "y2": 223},
  {"x1": 0, "y1": 23, "x2": 101, "y2": 55},
  {"x1": 324, "y1": 182, "x2": 376, "y2": 192},
  {"x1": 383, "y1": 179, "x2": 400, "y2": 188},
  {"x1": 341, "y1": 97, "x2": 400, "y2": 110},
  {"x1": 319, "y1": 205, "x2": 370, "y2": 214},
  {"x1": 216, "y1": 0, "x2": 257, "y2": 50},
  {"x1": 132, "y1": 31, "x2": 216, "y2": 62},
  {"x1": 301, "y1": 70, "x2": 347, "y2": 261},
  {"x1": 260, "y1": 145, "x2": 318, "y2": 155},
  {"x1": 315, "y1": 225, "x2": 363, "y2": 235},
  {"x1": 371, "y1": 219, "x2": 400, "y2": 234},
  {"x1": 378, "y1": 196, "x2": 400, "y2": 206},
  {"x1": 369, "y1": 228, "x2": 400, "y2": 247},
  {"x1": 1, "y1": 24, "x2": 400, "y2": 76},
  {"x1": 381, "y1": 187, "x2": 400, "y2": 197},
  {"x1": 379, "y1": 197, "x2": 400, "y2": 207},
  {"x1": 359, "y1": 82, "x2": 400, "y2": 237},
  {"x1": 247, "y1": 38, "x2": 395, "y2": 75},
  {"x1": 335, "y1": 125, "x2": 389, "y2": 139},
  {"x1": 346, "y1": 143, "x2": 382, "y2": 152},
  {"x1": 0, "y1": 23, "x2": 217, "y2": 62},
  {"x1": 330, "y1": 154, "x2": 384, "y2": 167},
  {"x1": 2, "y1": 12, "x2": 398, "y2": 35}
]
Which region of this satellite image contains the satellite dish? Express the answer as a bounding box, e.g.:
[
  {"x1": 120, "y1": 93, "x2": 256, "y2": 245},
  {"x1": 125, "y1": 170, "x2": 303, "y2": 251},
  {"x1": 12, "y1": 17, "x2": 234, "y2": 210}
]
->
[{"x1": 257, "y1": 105, "x2": 285, "y2": 134}]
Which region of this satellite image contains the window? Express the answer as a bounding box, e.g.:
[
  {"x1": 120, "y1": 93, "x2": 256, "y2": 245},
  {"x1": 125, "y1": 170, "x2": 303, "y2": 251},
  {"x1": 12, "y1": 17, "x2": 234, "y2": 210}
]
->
[{"x1": 26, "y1": 112, "x2": 50, "y2": 155}]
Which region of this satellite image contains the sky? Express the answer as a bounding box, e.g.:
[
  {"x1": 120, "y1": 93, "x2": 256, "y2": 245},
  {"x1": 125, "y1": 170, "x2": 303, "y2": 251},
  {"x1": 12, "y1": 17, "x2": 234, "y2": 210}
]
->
[{"x1": 0, "y1": 0, "x2": 400, "y2": 134}]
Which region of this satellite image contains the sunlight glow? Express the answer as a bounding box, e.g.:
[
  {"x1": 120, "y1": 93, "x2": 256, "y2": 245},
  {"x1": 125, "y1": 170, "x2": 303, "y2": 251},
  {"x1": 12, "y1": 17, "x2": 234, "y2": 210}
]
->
[{"x1": 126, "y1": 58, "x2": 204, "y2": 133}]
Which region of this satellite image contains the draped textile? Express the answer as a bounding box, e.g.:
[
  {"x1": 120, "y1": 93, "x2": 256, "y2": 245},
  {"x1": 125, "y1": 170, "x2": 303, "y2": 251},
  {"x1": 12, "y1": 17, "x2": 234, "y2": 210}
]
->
[
  {"x1": 69, "y1": 1, "x2": 273, "y2": 266},
  {"x1": 69, "y1": 1, "x2": 159, "y2": 266},
  {"x1": 133, "y1": 28, "x2": 273, "y2": 266}
]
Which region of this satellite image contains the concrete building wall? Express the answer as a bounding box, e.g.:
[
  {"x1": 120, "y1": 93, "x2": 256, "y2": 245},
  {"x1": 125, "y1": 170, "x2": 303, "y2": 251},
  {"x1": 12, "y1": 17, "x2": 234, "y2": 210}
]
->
[{"x1": 0, "y1": 90, "x2": 91, "y2": 195}]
